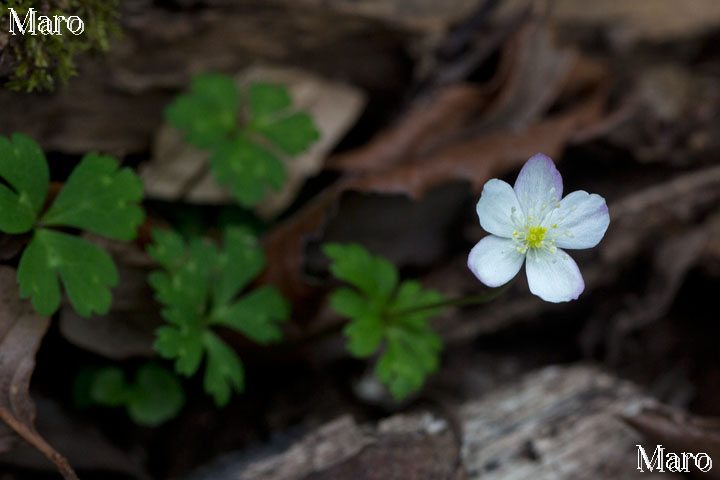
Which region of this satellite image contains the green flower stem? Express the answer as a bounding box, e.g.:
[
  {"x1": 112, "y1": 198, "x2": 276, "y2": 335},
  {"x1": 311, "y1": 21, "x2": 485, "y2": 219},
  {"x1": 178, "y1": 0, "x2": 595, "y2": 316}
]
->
[
  {"x1": 388, "y1": 282, "x2": 513, "y2": 318},
  {"x1": 289, "y1": 282, "x2": 513, "y2": 349}
]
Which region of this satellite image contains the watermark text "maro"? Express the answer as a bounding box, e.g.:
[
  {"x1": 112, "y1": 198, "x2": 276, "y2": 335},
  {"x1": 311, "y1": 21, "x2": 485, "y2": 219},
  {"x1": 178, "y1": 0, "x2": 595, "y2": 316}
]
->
[
  {"x1": 8, "y1": 7, "x2": 84, "y2": 36},
  {"x1": 637, "y1": 445, "x2": 712, "y2": 473}
]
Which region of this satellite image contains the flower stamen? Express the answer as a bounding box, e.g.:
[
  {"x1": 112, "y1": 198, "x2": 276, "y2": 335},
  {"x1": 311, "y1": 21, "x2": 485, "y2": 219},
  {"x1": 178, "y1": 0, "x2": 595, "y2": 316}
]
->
[{"x1": 526, "y1": 225, "x2": 547, "y2": 249}]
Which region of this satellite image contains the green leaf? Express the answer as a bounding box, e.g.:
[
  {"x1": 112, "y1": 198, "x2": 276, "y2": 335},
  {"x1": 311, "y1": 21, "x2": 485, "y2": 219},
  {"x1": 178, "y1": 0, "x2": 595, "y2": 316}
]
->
[
  {"x1": 18, "y1": 229, "x2": 118, "y2": 317},
  {"x1": 148, "y1": 238, "x2": 217, "y2": 314},
  {"x1": 325, "y1": 243, "x2": 446, "y2": 400},
  {"x1": 166, "y1": 74, "x2": 239, "y2": 149},
  {"x1": 147, "y1": 229, "x2": 186, "y2": 270},
  {"x1": 40, "y1": 153, "x2": 144, "y2": 241},
  {"x1": 0, "y1": 133, "x2": 49, "y2": 234},
  {"x1": 389, "y1": 281, "x2": 445, "y2": 328},
  {"x1": 211, "y1": 286, "x2": 289, "y2": 344},
  {"x1": 90, "y1": 364, "x2": 185, "y2": 427},
  {"x1": 127, "y1": 363, "x2": 185, "y2": 427},
  {"x1": 331, "y1": 287, "x2": 384, "y2": 357},
  {"x1": 254, "y1": 113, "x2": 319, "y2": 156},
  {"x1": 213, "y1": 227, "x2": 266, "y2": 306},
  {"x1": 343, "y1": 315, "x2": 384, "y2": 358},
  {"x1": 153, "y1": 309, "x2": 205, "y2": 376},
  {"x1": 248, "y1": 83, "x2": 320, "y2": 155},
  {"x1": 247, "y1": 83, "x2": 291, "y2": 118},
  {"x1": 210, "y1": 137, "x2": 285, "y2": 207},
  {"x1": 203, "y1": 332, "x2": 244, "y2": 407},
  {"x1": 148, "y1": 227, "x2": 288, "y2": 405},
  {"x1": 329, "y1": 287, "x2": 373, "y2": 319},
  {"x1": 90, "y1": 367, "x2": 130, "y2": 407},
  {"x1": 376, "y1": 326, "x2": 442, "y2": 400},
  {"x1": 323, "y1": 243, "x2": 398, "y2": 302}
]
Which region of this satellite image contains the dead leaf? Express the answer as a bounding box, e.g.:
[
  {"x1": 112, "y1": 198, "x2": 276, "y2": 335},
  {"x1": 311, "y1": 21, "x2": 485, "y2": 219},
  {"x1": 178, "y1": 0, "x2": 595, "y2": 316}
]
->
[
  {"x1": 345, "y1": 91, "x2": 604, "y2": 198},
  {"x1": 260, "y1": 185, "x2": 344, "y2": 310},
  {"x1": 141, "y1": 65, "x2": 366, "y2": 218},
  {"x1": 0, "y1": 397, "x2": 151, "y2": 479},
  {"x1": 0, "y1": 266, "x2": 79, "y2": 480},
  {"x1": 328, "y1": 24, "x2": 580, "y2": 174},
  {"x1": 472, "y1": 24, "x2": 577, "y2": 132},
  {"x1": 326, "y1": 84, "x2": 488, "y2": 173}
]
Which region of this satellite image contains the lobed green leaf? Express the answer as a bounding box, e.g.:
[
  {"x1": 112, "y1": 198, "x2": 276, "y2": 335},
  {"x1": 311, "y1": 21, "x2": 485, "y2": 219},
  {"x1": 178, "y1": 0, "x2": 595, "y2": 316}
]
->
[
  {"x1": 388, "y1": 281, "x2": 445, "y2": 328},
  {"x1": 247, "y1": 83, "x2": 292, "y2": 118},
  {"x1": 343, "y1": 315, "x2": 384, "y2": 358},
  {"x1": 18, "y1": 229, "x2": 118, "y2": 317},
  {"x1": 202, "y1": 332, "x2": 244, "y2": 407},
  {"x1": 148, "y1": 237, "x2": 217, "y2": 314},
  {"x1": 248, "y1": 83, "x2": 319, "y2": 155},
  {"x1": 325, "y1": 243, "x2": 446, "y2": 400},
  {"x1": 147, "y1": 229, "x2": 187, "y2": 270},
  {"x1": 40, "y1": 153, "x2": 144, "y2": 241},
  {"x1": 329, "y1": 287, "x2": 373, "y2": 319},
  {"x1": 0, "y1": 133, "x2": 49, "y2": 234},
  {"x1": 213, "y1": 227, "x2": 266, "y2": 306},
  {"x1": 166, "y1": 74, "x2": 239, "y2": 149},
  {"x1": 254, "y1": 112, "x2": 319, "y2": 156},
  {"x1": 153, "y1": 309, "x2": 205, "y2": 376},
  {"x1": 211, "y1": 286, "x2": 289, "y2": 344},
  {"x1": 210, "y1": 137, "x2": 286, "y2": 207},
  {"x1": 90, "y1": 367, "x2": 130, "y2": 407},
  {"x1": 127, "y1": 363, "x2": 185, "y2": 426},
  {"x1": 376, "y1": 326, "x2": 442, "y2": 400},
  {"x1": 90, "y1": 364, "x2": 184, "y2": 426},
  {"x1": 323, "y1": 243, "x2": 398, "y2": 302},
  {"x1": 148, "y1": 226, "x2": 287, "y2": 405}
]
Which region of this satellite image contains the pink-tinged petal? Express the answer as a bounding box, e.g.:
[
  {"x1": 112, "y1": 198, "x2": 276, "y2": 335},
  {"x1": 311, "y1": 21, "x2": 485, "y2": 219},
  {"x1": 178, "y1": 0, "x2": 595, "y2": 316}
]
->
[
  {"x1": 551, "y1": 190, "x2": 610, "y2": 250},
  {"x1": 525, "y1": 248, "x2": 584, "y2": 303},
  {"x1": 468, "y1": 235, "x2": 525, "y2": 288},
  {"x1": 476, "y1": 179, "x2": 523, "y2": 238},
  {"x1": 513, "y1": 154, "x2": 563, "y2": 215}
]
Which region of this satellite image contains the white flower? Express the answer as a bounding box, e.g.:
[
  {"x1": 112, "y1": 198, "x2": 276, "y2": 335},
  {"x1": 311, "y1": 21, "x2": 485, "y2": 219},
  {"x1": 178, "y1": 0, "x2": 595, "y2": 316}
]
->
[{"x1": 468, "y1": 153, "x2": 610, "y2": 303}]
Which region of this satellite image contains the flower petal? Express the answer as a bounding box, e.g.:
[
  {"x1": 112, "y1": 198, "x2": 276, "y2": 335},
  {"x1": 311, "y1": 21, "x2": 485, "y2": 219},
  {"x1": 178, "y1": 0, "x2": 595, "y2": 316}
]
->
[
  {"x1": 551, "y1": 191, "x2": 610, "y2": 249},
  {"x1": 513, "y1": 154, "x2": 563, "y2": 215},
  {"x1": 525, "y1": 248, "x2": 584, "y2": 302},
  {"x1": 468, "y1": 235, "x2": 525, "y2": 287},
  {"x1": 476, "y1": 179, "x2": 523, "y2": 238}
]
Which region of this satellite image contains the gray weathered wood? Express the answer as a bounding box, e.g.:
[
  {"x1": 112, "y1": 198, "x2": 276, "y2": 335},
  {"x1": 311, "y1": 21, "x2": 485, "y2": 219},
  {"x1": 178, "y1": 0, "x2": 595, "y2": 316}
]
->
[{"x1": 187, "y1": 366, "x2": 679, "y2": 480}]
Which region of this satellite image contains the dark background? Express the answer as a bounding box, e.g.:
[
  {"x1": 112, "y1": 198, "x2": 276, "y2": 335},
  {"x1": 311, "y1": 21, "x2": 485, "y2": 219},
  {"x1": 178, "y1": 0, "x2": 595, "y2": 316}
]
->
[{"x1": 1, "y1": 0, "x2": 720, "y2": 478}]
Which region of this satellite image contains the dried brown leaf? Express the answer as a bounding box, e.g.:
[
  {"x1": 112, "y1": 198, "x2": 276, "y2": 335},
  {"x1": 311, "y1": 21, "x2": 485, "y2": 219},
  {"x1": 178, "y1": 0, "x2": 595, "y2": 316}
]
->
[
  {"x1": 328, "y1": 24, "x2": 581, "y2": 174},
  {"x1": 327, "y1": 85, "x2": 487, "y2": 173},
  {"x1": 261, "y1": 186, "x2": 344, "y2": 308},
  {"x1": 0, "y1": 266, "x2": 78, "y2": 480},
  {"x1": 0, "y1": 397, "x2": 151, "y2": 479},
  {"x1": 346, "y1": 90, "x2": 604, "y2": 198}
]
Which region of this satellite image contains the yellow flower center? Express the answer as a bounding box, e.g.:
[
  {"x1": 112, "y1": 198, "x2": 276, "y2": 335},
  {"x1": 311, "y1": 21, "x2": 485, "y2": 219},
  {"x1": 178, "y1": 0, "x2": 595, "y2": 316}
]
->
[{"x1": 526, "y1": 225, "x2": 547, "y2": 248}]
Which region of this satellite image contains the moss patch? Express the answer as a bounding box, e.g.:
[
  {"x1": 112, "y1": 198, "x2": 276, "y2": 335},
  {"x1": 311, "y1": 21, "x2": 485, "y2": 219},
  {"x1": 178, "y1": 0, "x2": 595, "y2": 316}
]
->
[{"x1": 0, "y1": 0, "x2": 120, "y2": 91}]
